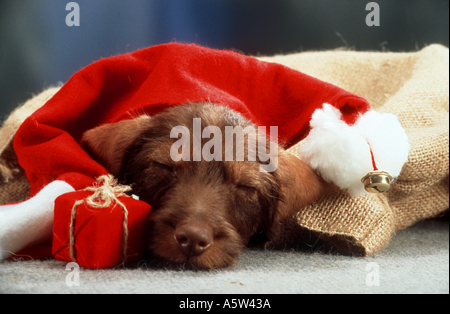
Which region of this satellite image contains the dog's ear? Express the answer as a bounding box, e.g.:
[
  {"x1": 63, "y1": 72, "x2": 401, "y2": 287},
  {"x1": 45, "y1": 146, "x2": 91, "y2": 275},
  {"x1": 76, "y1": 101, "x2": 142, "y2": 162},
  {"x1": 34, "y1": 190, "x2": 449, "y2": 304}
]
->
[
  {"x1": 80, "y1": 115, "x2": 151, "y2": 176},
  {"x1": 267, "y1": 150, "x2": 332, "y2": 242}
]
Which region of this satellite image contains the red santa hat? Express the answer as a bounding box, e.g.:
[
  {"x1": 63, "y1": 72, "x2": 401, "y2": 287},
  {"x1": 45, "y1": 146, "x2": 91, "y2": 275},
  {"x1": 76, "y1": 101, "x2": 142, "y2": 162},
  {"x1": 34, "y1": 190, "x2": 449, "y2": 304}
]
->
[{"x1": 1, "y1": 43, "x2": 409, "y2": 264}]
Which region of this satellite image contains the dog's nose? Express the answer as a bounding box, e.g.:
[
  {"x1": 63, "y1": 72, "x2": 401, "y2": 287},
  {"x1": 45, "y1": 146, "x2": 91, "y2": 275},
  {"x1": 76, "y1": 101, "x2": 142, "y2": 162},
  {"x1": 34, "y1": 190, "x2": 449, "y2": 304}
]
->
[{"x1": 174, "y1": 223, "x2": 213, "y2": 257}]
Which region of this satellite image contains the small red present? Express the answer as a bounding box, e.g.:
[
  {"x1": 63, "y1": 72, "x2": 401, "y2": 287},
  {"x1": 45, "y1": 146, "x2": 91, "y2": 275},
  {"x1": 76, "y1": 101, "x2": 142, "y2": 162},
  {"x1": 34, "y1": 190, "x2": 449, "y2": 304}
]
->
[{"x1": 52, "y1": 175, "x2": 151, "y2": 269}]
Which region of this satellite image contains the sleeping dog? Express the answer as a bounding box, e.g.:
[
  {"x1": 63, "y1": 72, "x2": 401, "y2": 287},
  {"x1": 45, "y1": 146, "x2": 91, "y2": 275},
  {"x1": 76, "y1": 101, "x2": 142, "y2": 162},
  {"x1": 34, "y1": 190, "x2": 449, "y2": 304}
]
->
[{"x1": 80, "y1": 102, "x2": 329, "y2": 269}]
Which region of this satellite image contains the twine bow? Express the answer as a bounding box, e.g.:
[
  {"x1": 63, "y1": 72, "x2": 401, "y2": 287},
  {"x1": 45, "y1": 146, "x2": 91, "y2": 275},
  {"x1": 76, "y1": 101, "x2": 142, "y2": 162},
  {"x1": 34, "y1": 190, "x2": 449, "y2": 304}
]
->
[{"x1": 69, "y1": 175, "x2": 132, "y2": 265}]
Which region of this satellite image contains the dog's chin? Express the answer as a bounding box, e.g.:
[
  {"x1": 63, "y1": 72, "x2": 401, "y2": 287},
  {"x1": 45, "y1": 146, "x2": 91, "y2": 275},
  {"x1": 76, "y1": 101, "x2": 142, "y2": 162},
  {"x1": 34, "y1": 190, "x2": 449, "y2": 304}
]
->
[{"x1": 146, "y1": 219, "x2": 245, "y2": 270}]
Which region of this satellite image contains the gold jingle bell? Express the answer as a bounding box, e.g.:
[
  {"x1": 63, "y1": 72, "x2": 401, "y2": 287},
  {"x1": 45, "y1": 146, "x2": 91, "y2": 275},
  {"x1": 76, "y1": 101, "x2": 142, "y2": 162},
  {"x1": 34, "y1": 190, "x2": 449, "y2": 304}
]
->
[{"x1": 361, "y1": 170, "x2": 393, "y2": 193}]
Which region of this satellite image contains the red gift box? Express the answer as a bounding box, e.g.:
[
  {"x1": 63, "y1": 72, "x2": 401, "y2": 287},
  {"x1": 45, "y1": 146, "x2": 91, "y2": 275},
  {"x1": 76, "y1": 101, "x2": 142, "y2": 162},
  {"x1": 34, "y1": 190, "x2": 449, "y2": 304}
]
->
[{"x1": 52, "y1": 180, "x2": 151, "y2": 269}]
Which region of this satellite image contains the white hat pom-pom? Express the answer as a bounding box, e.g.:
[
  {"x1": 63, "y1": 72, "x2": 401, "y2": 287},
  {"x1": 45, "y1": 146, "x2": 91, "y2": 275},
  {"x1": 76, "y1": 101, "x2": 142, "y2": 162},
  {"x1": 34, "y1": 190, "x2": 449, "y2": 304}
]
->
[
  {"x1": 355, "y1": 110, "x2": 410, "y2": 178},
  {"x1": 298, "y1": 104, "x2": 410, "y2": 197}
]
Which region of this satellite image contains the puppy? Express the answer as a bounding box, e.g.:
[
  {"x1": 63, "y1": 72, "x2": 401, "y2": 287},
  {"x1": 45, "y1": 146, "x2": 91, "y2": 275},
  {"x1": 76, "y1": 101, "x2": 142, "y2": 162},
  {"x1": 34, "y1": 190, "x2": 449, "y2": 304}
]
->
[{"x1": 80, "y1": 102, "x2": 328, "y2": 269}]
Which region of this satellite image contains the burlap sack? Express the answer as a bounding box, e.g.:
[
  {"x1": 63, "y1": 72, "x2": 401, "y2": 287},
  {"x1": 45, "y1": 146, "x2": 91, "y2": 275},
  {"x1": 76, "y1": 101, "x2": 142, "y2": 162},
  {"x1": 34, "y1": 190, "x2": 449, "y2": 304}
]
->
[
  {"x1": 1, "y1": 45, "x2": 448, "y2": 256},
  {"x1": 258, "y1": 44, "x2": 449, "y2": 255}
]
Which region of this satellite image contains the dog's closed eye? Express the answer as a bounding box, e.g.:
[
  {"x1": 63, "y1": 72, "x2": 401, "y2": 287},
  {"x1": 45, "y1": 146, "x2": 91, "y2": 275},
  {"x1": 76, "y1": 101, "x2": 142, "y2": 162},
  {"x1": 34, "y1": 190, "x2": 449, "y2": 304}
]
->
[
  {"x1": 236, "y1": 185, "x2": 257, "y2": 192},
  {"x1": 152, "y1": 161, "x2": 177, "y2": 178}
]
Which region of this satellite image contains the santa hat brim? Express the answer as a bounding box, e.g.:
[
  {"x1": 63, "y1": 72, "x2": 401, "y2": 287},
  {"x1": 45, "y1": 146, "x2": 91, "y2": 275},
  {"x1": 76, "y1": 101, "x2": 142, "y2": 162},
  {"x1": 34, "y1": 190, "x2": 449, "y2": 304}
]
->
[{"x1": 0, "y1": 181, "x2": 74, "y2": 260}]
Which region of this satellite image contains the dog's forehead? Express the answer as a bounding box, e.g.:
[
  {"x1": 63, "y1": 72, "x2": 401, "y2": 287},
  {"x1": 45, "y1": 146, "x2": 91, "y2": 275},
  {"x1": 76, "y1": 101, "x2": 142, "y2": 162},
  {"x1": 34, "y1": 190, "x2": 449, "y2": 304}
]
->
[{"x1": 223, "y1": 160, "x2": 260, "y2": 179}]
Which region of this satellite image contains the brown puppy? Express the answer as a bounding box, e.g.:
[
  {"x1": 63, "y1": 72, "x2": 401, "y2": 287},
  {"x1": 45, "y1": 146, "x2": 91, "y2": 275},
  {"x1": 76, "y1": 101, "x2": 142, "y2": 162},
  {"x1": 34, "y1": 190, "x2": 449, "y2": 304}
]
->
[{"x1": 80, "y1": 102, "x2": 328, "y2": 269}]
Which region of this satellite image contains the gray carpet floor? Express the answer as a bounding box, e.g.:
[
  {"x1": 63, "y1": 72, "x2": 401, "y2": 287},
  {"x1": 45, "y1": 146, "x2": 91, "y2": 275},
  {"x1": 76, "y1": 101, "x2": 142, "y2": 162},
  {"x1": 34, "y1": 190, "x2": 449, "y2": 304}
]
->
[{"x1": 1, "y1": 217, "x2": 448, "y2": 294}]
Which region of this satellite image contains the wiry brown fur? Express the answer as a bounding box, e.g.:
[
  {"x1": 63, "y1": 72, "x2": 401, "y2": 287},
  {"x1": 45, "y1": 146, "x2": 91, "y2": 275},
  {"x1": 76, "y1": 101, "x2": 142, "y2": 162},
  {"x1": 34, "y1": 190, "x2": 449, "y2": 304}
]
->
[{"x1": 80, "y1": 102, "x2": 329, "y2": 269}]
